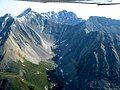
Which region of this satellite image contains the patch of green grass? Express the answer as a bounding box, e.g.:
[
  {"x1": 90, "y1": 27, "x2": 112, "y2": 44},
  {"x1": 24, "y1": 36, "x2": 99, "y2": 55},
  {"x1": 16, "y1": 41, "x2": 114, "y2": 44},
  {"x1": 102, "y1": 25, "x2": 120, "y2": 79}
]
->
[
  {"x1": 0, "y1": 59, "x2": 56, "y2": 90},
  {"x1": 0, "y1": 72, "x2": 29, "y2": 90}
]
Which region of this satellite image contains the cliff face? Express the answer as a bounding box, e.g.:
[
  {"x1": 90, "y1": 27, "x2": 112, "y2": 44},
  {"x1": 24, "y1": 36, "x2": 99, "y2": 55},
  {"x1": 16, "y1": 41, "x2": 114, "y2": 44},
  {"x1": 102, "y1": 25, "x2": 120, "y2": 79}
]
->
[
  {"x1": 45, "y1": 15, "x2": 120, "y2": 90},
  {"x1": 0, "y1": 8, "x2": 120, "y2": 90}
]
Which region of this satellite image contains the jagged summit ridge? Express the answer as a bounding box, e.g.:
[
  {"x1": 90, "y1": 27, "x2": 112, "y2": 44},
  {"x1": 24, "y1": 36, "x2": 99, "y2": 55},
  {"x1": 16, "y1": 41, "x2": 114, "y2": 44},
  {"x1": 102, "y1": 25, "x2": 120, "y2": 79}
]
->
[
  {"x1": 17, "y1": 8, "x2": 32, "y2": 18},
  {"x1": 86, "y1": 16, "x2": 120, "y2": 34},
  {"x1": 41, "y1": 10, "x2": 83, "y2": 25},
  {"x1": 17, "y1": 8, "x2": 83, "y2": 25},
  {"x1": 0, "y1": 8, "x2": 120, "y2": 90}
]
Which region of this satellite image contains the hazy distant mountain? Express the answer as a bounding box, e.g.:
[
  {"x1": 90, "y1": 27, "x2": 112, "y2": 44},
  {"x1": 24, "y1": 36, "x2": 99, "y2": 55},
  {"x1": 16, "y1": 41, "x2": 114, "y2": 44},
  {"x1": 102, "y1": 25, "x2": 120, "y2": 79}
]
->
[{"x1": 0, "y1": 8, "x2": 120, "y2": 90}]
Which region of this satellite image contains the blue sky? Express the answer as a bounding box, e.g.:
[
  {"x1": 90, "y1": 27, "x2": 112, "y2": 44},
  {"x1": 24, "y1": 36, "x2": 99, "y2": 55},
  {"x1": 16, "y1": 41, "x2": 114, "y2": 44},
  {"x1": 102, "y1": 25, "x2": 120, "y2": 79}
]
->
[{"x1": 1, "y1": 0, "x2": 120, "y2": 20}]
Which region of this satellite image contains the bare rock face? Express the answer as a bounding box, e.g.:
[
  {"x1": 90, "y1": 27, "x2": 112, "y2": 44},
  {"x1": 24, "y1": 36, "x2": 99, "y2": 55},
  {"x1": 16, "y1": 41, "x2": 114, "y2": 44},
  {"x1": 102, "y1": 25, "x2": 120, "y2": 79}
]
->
[
  {"x1": 0, "y1": 8, "x2": 120, "y2": 90},
  {"x1": 44, "y1": 13, "x2": 120, "y2": 90}
]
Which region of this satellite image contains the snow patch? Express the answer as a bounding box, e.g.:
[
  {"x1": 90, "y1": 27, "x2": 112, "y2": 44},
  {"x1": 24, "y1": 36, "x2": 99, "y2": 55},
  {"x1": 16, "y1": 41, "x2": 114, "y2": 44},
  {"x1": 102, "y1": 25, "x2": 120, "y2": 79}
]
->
[
  {"x1": 59, "y1": 56, "x2": 63, "y2": 60},
  {"x1": 46, "y1": 68, "x2": 49, "y2": 70},
  {"x1": 65, "y1": 44, "x2": 68, "y2": 46},
  {"x1": 11, "y1": 31, "x2": 17, "y2": 39},
  {"x1": 93, "y1": 52, "x2": 99, "y2": 67},
  {"x1": 84, "y1": 28, "x2": 90, "y2": 34},
  {"x1": 60, "y1": 40, "x2": 66, "y2": 44},
  {"x1": 112, "y1": 48, "x2": 119, "y2": 61},
  {"x1": 49, "y1": 52, "x2": 52, "y2": 55},
  {"x1": 60, "y1": 69, "x2": 63, "y2": 73},
  {"x1": 22, "y1": 64, "x2": 25, "y2": 66}
]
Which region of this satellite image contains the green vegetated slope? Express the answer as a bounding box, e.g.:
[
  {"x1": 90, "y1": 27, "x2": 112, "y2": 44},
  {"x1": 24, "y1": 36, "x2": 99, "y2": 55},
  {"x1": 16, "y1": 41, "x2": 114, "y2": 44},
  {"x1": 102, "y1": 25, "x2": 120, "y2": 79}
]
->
[{"x1": 0, "y1": 59, "x2": 56, "y2": 90}]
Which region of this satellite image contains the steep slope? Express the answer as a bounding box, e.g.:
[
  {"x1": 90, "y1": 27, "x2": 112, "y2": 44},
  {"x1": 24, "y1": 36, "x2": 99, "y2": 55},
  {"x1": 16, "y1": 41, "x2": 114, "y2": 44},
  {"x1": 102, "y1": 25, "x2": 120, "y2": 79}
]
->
[
  {"x1": 46, "y1": 16, "x2": 120, "y2": 90},
  {"x1": 0, "y1": 10, "x2": 57, "y2": 90},
  {"x1": 74, "y1": 31, "x2": 120, "y2": 90},
  {"x1": 0, "y1": 8, "x2": 120, "y2": 90}
]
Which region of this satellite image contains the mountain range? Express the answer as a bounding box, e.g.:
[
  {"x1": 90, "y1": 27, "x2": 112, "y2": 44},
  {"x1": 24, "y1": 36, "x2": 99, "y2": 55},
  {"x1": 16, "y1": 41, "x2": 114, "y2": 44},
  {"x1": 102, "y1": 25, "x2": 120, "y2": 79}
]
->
[{"x1": 0, "y1": 8, "x2": 120, "y2": 90}]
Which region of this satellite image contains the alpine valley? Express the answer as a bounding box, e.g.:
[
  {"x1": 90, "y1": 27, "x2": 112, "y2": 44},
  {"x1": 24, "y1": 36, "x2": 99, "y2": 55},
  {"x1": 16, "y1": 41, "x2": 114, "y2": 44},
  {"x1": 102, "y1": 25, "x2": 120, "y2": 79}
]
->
[{"x1": 0, "y1": 8, "x2": 120, "y2": 90}]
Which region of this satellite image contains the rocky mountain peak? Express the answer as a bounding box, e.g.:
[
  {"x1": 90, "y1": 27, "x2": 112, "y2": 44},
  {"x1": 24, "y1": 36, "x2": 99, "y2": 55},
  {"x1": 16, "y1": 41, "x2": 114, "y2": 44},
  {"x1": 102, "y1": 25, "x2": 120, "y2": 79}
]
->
[
  {"x1": 17, "y1": 8, "x2": 32, "y2": 18},
  {"x1": 0, "y1": 8, "x2": 120, "y2": 90},
  {"x1": 41, "y1": 10, "x2": 83, "y2": 25}
]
